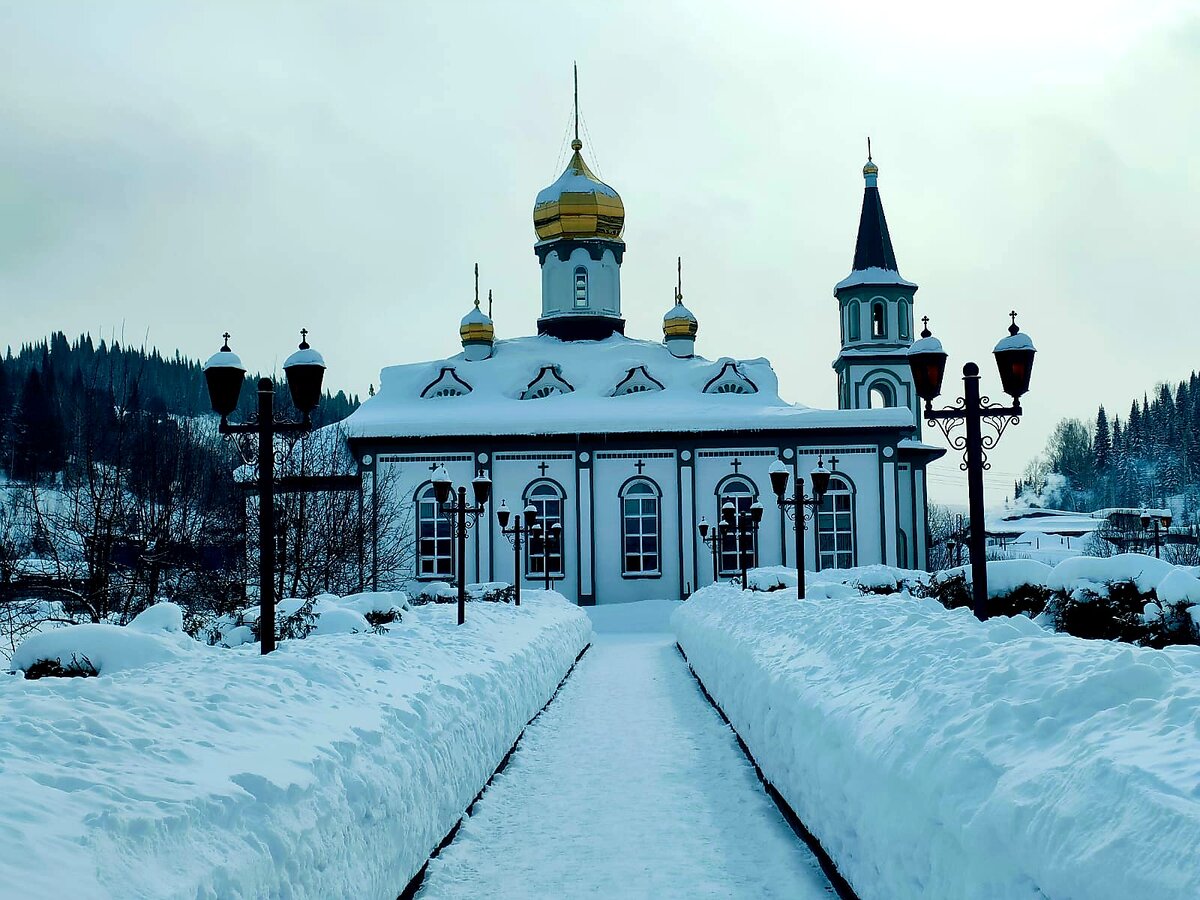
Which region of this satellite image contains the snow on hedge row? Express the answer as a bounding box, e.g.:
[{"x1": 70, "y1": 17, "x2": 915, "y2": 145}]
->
[
  {"x1": 674, "y1": 586, "x2": 1200, "y2": 900},
  {"x1": 0, "y1": 591, "x2": 590, "y2": 899}
]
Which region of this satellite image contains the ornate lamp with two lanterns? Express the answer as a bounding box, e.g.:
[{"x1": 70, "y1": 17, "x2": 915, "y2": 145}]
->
[
  {"x1": 203, "y1": 331, "x2": 327, "y2": 654},
  {"x1": 496, "y1": 501, "x2": 540, "y2": 606},
  {"x1": 719, "y1": 498, "x2": 765, "y2": 589},
  {"x1": 769, "y1": 456, "x2": 834, "y2": 600},
  {"x1": 909, "y1": 312, "x2": 1037, "y2": 620},
  {"x1": 431, "y1": 465, "x2": 492, "y2": 625}
]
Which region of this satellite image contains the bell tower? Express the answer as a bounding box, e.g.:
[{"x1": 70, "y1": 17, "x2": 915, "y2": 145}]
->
[
  {"x1": 532, "y1": 66, "x2": 626, "y2": 341},
  {"x1": 832, "y1": 148, "x2": 921, "y2": 430}
]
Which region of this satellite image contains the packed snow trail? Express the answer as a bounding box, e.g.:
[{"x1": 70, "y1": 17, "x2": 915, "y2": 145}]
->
[{"x1": 417, "y1": 600, "x2": 834, "y2": 899}]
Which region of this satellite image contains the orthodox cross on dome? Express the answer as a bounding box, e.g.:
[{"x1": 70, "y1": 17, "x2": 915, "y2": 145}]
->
[
  {"x1": 573, "y1": 61, "x2": 579, "y2": 148},
  {"x1": 634, "y1": 459, "x2": 646, "y2": 474},
  {"x1": 676, "y1": 256, "x2": 683, "y2": 305},
  {"x1": 488, "y1": 289, "x2": 493, "y2": 319},
  {"x1": 867, "y1": 136, "x2": 872, "y2": 162},
  {"x1": 730, "y1": 458, "x2": 742, "y2": 474},
  {"x1": 538, "y1": 461, "x2": 550, "y2": 476},
  {"x1": 474, "y1": 263, "x2": 480, "y2": 309}
]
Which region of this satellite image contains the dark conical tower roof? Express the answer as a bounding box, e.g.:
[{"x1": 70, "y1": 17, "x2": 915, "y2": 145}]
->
[{"x1": 852, "y1": 158, "x2": 898, "y2": 271}]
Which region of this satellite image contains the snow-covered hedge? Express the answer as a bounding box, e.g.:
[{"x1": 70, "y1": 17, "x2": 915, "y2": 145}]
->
[
  {"x1": 0, "y1": 592, "x2": 590, "y2": 899},
  {"x1": 674, "y1": 587, "x2": 1200, "y2": 900}
]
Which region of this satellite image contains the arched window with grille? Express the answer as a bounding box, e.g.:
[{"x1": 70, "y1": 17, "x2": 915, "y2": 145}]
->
[
  {"x1": 416, "y1": 484, "x2": 453, "y2": 578},
  {"x1": 716, "y1": 476, "x2": 757, "y2": 575},
  {"x1": 524, "y1": 480, "x2": 565, "y2": 576},
  {"x1": 817, "y1": 475, "x2": 855, "y2": 569},
  {"x1": 621, "y1": 479, "x2": 661, "y2": 576},
  {"x1": 574, "y1": 266, "x2": 588, "y2": 308},
  {"x1": 898, "y1": 299, "x2": 911, "y2": 340}
]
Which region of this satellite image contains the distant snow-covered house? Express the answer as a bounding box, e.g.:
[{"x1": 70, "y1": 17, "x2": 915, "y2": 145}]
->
[{"x1": 340, "y1": 123, "x2": 943, "y2": 604}]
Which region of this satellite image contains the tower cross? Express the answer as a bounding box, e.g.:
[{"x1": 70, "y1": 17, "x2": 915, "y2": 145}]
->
[
  {"x1": 867, "y1": 136, "x2": 872, "y2": 162},
  {"x1": 474, "y1": 263, "x2": 480, "y2": 308},
  {"x1": 488, "y1": 289, "x2": 493, "y2": 318},
  {"x1": 573, "y1": 61, "x2": 579, "y2": 144}
]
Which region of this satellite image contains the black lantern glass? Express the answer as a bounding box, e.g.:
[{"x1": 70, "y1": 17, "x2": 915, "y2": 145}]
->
[
  {"x1": 432, "y1": 466, "x2": 452, "y2": 506},
  {"x1": 472, "y1": 473, "x2": 491, "y2": 506},
  {"x1": 523, "y1": 504, "x2": 539, "y2": 527},
  {"x1": 203, "y1": 336, "x2": 246, "y2": 418},
  {"x1": 496, "y1": 502, "x2": 511, "y2": 530},
  {"x1": 283, "y1": 332, "x2": 326, "y2": 415},
  {"x1": 750, "y1": 502, "x2": 764, "y2": 524},
  {"x1": 698, "y1": 519, "x2": 710, "y2": 540},
  {"x1": 721, "y1": 501, "x2": 736, "y2": 526},
  {"x1": 769, "y1": 465, "x2": 790, "y2": 498},
  {"x1": 810, "y1": 463, "x2": 832, "y2": 498},
  {"x1": 993, "y1": 317, "x2": 1036, "y2": 400}
]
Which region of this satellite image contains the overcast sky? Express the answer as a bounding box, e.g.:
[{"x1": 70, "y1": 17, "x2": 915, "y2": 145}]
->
[{"x1": 2, "y1": 1, "x2": 1198, "y2": 505}]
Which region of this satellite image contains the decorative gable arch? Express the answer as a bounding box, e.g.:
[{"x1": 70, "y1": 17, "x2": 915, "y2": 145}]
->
[
  {"x1": 420, "y1": 366, "x2": 472, "y2": 399},
  {"x1": 612, "y1": 365, "x2": 665, "y2": 397},
  {"x1": 521, "y1": 365, "x2": 575, "y2": 400},
  {"x1": 703, "y1": 361, "x2": 758, "y2": 395}
]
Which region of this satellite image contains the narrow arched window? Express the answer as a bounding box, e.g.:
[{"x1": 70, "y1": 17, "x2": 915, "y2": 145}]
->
[
  {"x1": 868, "y1": 382, "x2": 895, "y2": 408},
  {"x1": 817, "y1": 476, "x2": 855, "y2": 569},
  {"x1": 871, "y1": 301, "x2": 886, "y2": 338},
  {"x1": 416, "y1": 485, "x2": 453, "y2": 578},
  {"x1": 717, "y1": 477, "x2": 757, "y2": 575},
  {"x1": 524, "y1": 481, "x2": 565, "y2": 576},
  {"x1": 621, "y1": 479, "x2": 661, "y2": 576},
  {"x1": 848, "y1": 300, "x2": 861, "y2": 341},
  {"x1": 574, "y1": 266, "x2": 588, "y2": 308},
  {"x1": 898, "y1": 299, "x2": 911, "y2": 340}
]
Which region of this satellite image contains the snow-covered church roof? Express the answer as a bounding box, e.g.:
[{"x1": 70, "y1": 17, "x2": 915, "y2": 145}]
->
[{"x1": 341, "y1": 334, "x2": 913, "y2": 439}]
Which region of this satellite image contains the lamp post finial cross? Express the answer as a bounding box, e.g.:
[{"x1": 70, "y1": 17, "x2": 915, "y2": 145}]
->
[{"x1": 221, "y1": 332, "x2": 231, "y2": 351}]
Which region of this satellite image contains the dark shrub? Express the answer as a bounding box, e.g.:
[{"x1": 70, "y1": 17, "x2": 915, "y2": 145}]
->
[
  {"x1": 1051, "y1": 580, "x2": 1153, "y2": 644},
  {"x1": 24, "y1": 654, "x2": 98, "y2": 679}
]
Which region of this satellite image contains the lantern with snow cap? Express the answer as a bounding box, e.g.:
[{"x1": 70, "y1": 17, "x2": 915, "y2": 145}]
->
[
  {"x1": 283, "y1": 330, "x2": 326, "y2": 417},
  {"x1": 203, "y1": 334, "x2": 246, "y2": 419},
  {"x1": 992, "y1": 313, "x2": 1036, "y2": 400},
  {"x1": 907, "y1": 320, "x2": 949, "y2": 403}
]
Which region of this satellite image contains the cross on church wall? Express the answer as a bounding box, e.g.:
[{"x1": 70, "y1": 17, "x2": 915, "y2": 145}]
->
[
  {"x1": 634, "y1": 459, "x2": 646, "y2": 474},
  {"x1": 730, "y1": 458, "x2": 742, "y2": 474},
  {"x1": 429, "y1": 462, "x2": 440, "y2": 472},
  {"x1": 537, "y1": 461, "x2": 550, "y2": 476}
]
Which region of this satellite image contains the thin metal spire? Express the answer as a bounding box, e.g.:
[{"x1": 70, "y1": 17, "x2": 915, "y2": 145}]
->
[
  {"x1": 867, "y1": 136, "x2": 872, "y2": 162},
  {"x1": 573, "y1": 62, "x2": 579, "y2": 144},
  {"x1": 676, "y1": 256, "x2": 683, "y2": 304},
  {"x1": 488, "y1": 289, "x2": 493, "y2": 319},
  {"x1": 474, "y1": 263, "x2": 480, "y2": 308}
]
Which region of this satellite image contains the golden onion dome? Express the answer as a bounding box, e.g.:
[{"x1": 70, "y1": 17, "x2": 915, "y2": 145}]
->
[
  {"x1": 863, "y1": 158, "x2": 879, "y2": 177},
  {"x1": 663, "y1": 297, "x2": 698, "y2": 339},
  {"x1": 460, "y1": 300, "x2": 494, "y2": 345},
  {"x1": 533, "y1": 139, "x2": 625, "y2": 241}
]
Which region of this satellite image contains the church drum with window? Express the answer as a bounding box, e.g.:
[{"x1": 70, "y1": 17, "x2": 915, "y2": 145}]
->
[{"x1": 340, "y1": 128, "x2": 943, "y2": 604}]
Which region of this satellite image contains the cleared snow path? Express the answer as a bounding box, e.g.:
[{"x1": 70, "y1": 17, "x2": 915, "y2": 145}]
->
[{"x1": 417, "y1": 600, "x2": 834, "y2": 899}]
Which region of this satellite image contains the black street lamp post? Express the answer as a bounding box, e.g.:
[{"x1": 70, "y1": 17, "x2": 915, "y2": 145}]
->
[
  {"x1": 203, "y1": 332, "x2": 327, "y2": 655},
  {"x1": 496, "y1": 501, "x2": 539, "y2": 606},
  {"x1": 431, "y1": 466, "x2": 491, "y2": 626},
  {"x1": 721, "y1": 500, "x2": 764, "y2": 589},
  {"x1": 1140, "y1": 511, "x2": 1172, "y2": 559},
  {"x1": 769, "y1": 457, "x2": 833, "y2": 600},
  {"x1": 909, "y1": 313, "x2": 1036, "y2": 620}
]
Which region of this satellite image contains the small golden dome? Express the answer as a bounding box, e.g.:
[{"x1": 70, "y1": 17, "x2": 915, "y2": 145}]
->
[
  {"x1": 863, "y1": 159, "x2": 879, "y2": 177},
  {"x1": 533, "y1": 142, "x2": 624, "y2": 242},
  {"x1": 460, "y1": 301, "x2": 494, "y2": 344},
  {"x1": 663, "y1": 298, "x2": 698, "y2": 339}
]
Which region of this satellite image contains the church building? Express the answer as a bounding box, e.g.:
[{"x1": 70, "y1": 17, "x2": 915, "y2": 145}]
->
[{"x1": 341, "y1": 121, "x2": 943, "y2": 604}]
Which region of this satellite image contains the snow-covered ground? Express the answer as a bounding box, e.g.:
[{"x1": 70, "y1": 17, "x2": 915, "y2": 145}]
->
[
  {"x1": 674, "y1": 585, "x2": 1200, "y2": 900},
  {"x1": 0, "y1": 592, "x2": 589, "y2": 899},
  {"x1": 416, "y1": 599, "x2": 835, "y2": 899}
]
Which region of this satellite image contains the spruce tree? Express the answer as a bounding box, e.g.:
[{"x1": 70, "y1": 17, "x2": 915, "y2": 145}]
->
[{"x1": 1094, "y1": 406, "x2": 1111, "y2": 472}]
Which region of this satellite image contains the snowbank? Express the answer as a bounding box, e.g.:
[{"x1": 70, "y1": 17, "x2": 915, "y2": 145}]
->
[
  {"x1": 0, "y1": 593, "x2": 590, "y2": 899},
  {"x1": 1048, "y1": 552, "x2": 1175, "y2": 595},
  {"x1": 937, "y1": 559, "x2": 1053, "y2": 597},
  {"x1": 674, "y1": 586, "x2": 1200, "y2": 900},
  {"x1": 746, "y1": 564, "x2": 930, "y2": 597}
]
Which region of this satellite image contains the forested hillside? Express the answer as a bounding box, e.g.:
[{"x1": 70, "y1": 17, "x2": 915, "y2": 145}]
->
[
  {"x1": 1016, "y1": 371, "x2": 1200, "y2": 521},
  {"x1": 0, "y1": 332, "x2": 358, "y2": 480}
]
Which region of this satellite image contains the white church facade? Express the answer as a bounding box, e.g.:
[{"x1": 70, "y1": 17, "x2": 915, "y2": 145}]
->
[{"x1": 341, "y1": 127, "x2": 943, "y2": 605}]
